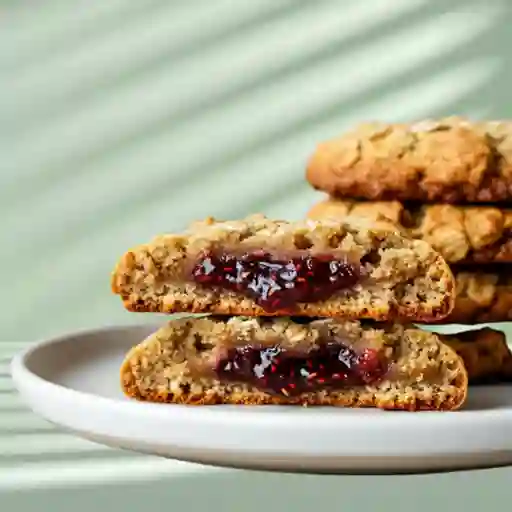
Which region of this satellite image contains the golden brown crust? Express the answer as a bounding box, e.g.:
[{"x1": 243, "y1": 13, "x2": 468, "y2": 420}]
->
[
  {"x1": 120, "y1": 316, "x2": 468, "y2": 411},
  {"x1": 121, "y1": 383, "x2": 465, "y2": 411},
  {"x1": 306, "y1": 118, "x2": 512, "y2": 204},
  {"x1": 112, "y1": 214, "x2": 455, "y2": 322},
  {"x1": 440, "y1": 328, "x2": 512, "y2": 383},
  {"x1": 308, "y1": 198, "x2": 512, "y2": 264}
]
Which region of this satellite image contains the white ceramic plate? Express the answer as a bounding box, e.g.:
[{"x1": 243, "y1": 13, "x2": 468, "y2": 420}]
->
[{"x1": 10, "y1": 324, "x2": 512, "y2": 474}]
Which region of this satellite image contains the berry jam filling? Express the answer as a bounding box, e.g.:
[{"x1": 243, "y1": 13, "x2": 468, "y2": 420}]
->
[
  {"x1": 191, "y1": 249, "x2": 361, "y2": 312},
  {"x1": 215, "y1": 341, "x2": 387, "y2": 396}
]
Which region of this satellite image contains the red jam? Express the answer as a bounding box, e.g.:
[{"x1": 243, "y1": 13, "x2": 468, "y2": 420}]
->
[
  {"x1": 215, "y1": 341, "x2": 386, "y2": 396},
  {"x1": 191, "y1": 250, "x2": 361, "y2": 312}
]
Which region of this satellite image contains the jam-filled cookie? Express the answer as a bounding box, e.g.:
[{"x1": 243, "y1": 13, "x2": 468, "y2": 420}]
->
[
  {"x1": 111, "y1": 214, "x2": 455, "y2": 322},
  {"x1": 120, "y1": 316, "x2": 468, "y2": 411}
]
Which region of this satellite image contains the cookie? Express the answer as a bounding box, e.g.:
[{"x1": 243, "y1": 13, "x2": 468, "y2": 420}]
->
[
  {"x1": 440, "y1": 328, "x2": 512, "y2": 383},
  {"x1": 307, "y1": 198, "x2": 512, "y2": 264},
  {"x1": 444, "y1": 269, "x2": 512, "y2": 324},
  {"x1": 120, "y1": 316, "x2": 468, "y2": 411},
  {"x1": 306, "y1": 117, "x2": 512, "y2": 204},
  {"x1": 111, "y1": 214, "x2": 455, "y2": 322}
]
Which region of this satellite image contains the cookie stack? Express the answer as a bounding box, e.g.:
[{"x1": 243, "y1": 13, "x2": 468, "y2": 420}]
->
[
  {"x1": 305, "y1": 117, "x2": 512, "y2": 383},
  {"x1": 112, "y1": 214, "x2": 469, "y2": 411}
]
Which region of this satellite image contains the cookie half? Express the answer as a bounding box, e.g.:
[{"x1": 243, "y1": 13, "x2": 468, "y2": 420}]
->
[
  {"x1": 120, "y1": 316, "x2": 468, "y2": 411},
  {"x1": 306, "y1": 117, "x2": 512, "y2": 204},
  {"x1": 111, "y1": 214, "x2": 455, "y2": 322}
]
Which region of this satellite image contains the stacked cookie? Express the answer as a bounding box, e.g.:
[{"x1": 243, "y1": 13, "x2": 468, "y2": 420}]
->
[
  {"x1": 112, "y1": 214, "x2": 470, "y2": 410},
  {"x1": 305, "y1": 117, "x2": 512, "y2": 382}
]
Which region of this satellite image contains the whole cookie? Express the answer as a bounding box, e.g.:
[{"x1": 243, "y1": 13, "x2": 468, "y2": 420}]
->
[{"x1": 306, "y1": 118, "x2": 512, "y2": 204}]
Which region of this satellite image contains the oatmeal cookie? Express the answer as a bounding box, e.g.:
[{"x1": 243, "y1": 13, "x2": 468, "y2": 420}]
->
[
  {"x1": 121, "y1": 316, "x2": 467, "y2": 411},
  {"x1": 440, "y1": 328, "x2": 512, "y2": 383},
  {"x1": 306, "y1": 117, "x2": 512, "y2": 203},
  {"x1": 111, "y1": 214, "x2": 455, "y2": 322},
  {"x1": 444, "y1": 270, "x2": 512, "y2": 324},
  {"x1": 307, "y1": 198, "x2": 512, "y2": 264}
]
